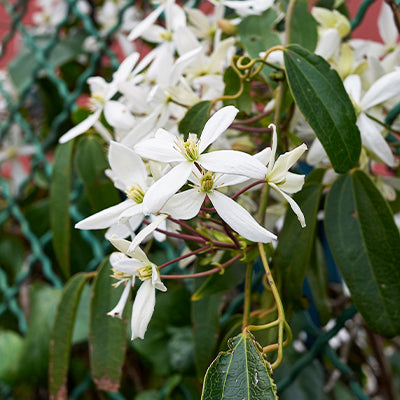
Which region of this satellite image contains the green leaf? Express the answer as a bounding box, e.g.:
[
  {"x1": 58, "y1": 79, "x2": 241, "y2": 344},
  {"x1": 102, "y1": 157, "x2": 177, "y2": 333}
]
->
[
  {"x1": 307, "y1": 239, "x2": 331, "y2": 325},
  {"x1": 238, "y1": 9, "x2": 281, "y2": 81},
  {"x1": 90, "y1": 259, "x2": 128, "y2": 392},
  {"x1": 179, "y1": 101, "x2": 212, "y2": 139},
  {"x1": 325, "y1": 170, "x2": 400, "y2": 337},
  {"x1": 283, "y1": 44, "x2": 361, "y2": 173},
  {"x1": 9, "y1": 31, "x2": 86, "y2": 93},
  {"x1": 282, "y1": 0, "x2": 318, "y2": 51},
  {"x1": 74, "y1": 135, "x2": 120, "y2": 212},
  {"x1": 201, "y1": 332, "x2": 277, "y2": 400},
  {"x1": 192, "y1": 262, "x2": 244, "y2": 301},
  {"x1": 274, "y1": 179, "x2": 323, "y2": 304},
  {"x1": 0, "y1": 331, "x2": 24, "y2": 385},
  {"x1": 50, "y1": 141, "x2": 74, "y2": 278},
  {"x1": 17, "y1": 285, "x2": 62, "y2": 385},
  {"x1": 223, "y1": 67, "x2": 252, "y2": 115},
  {"x1": 49, "y1": 273, "x2": 89, "y2": 400}
]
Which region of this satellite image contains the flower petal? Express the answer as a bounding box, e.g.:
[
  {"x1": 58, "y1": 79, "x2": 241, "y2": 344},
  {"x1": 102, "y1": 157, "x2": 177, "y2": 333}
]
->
[
  {"x1": 75, "y1": 199, "x2": 134, "y2": 230},
  {"x1": 107, "y1": 279, "x2": 132, "y2": 319},
  {"x1": 128, "y1": 3, "x2": 165, "y2": 41},
  {"x1": 378, "y1": 2, "x2": 398, "y2": 46},
  {"x1": 357, "y1": 113, "x2": 395, "y2": 167},
  {"x1": 104, "y1": 101, "x2": 135, "y2": 130},
  {"x1": 59, "y1": 110, "x2": 101, "y2": 143},
  {"x1": 161, "y1": 189, "x2": 205, "y2": 219},
  {"x1": 343, "y1": 74, "x2": 362, "y2": 105},
  {"x1": 209, "y1": 190, "x2": 277, "y2": 242},
  {"x1": 199, "y1": 106, "x2": 238, "y2": 153},
  {"x1": 199, "y1": 150, "x2": 267, "y2": 179},
  {"x1": 269, "y1": 182, "x2": 306, "y2": 227},
  {"x1": 131, "y1": 280, "x2": 156, "y2": 340},
  {"x1": 142, "y1": 162, "x2": 194, "y2": 215},
  {"x1": 109, "y1": 141, "x2": 147, "y2": 188}
]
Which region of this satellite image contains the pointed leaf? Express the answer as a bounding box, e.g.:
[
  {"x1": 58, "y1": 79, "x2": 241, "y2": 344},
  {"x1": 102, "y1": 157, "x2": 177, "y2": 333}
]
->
[
  {"x1": 201, "y1": 332, "x2": 278, "y2": 400},
  {"x1": 283, "y1": 44, "x2": 361, "y2": 173},
  {"x1": 178, "y1": 101, "x2": 211, "y2": 139},
  {"x1": 325, "y1": 171, "x2": 400, "y2": 337},
  {"x1": 274, "y1": 176, "x2": 323, "y2": 304},
  {"x1": 90, "y1": 259, "x2": 128, "y2": 392},
  {"x1": 49, "y1": 273, "x2": 90, "y2": 400},
  {"x1": 50, "y1": 141, "x2": 74, "y2": 278},
  {"x1": 74, "y1": 135, "x2": 120, "y2": 212}
]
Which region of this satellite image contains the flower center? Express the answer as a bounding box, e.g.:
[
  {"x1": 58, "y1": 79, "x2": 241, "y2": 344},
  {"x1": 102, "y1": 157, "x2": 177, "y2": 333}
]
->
[
  {"x1": 90, "y1": 93, "x2": 106, "y2": 110},
  {"x1": 200, "y1": 170, "x2": 216, "y2": 193},
  {"x1": 110, "y1": 269, "x2": 133, "y2": 286},
  {"x1": 137, "y1": 264, "x2": 154, "y2": 281},
  {"x1": 160, "y1": 30, "x2": 173, "y2": 41},
  {"x1": 174, "y1": 134, "x2": 200, "y2": 161},
  {"x1": 126, "y1": 184, "x2": 145, "y2": 204}
]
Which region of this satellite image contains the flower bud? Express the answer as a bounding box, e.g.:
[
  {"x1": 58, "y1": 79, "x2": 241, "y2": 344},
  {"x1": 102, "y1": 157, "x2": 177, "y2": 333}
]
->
[{"x1": 217, "y1": 19, "x2": 237, "y2": 35}]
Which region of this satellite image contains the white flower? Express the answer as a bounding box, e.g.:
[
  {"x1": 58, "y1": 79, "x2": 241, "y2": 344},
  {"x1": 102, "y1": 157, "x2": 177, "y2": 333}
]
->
[
  {"x1": 162, "y1": 169, "x2": 277, "y2": 243},
  {"x1": 59, "y1": 52, "x2": 140, "y2": 143},
  {"x1": 107, "y1": 237, "x2": 167, "y2": 340},
  {"x1": 344, "y1": 70, "x2": 400, "y2": 167},
  {"x1": 134, "y1": 105, "x2": 268, "y2": 214},
  {"x1": 255, "y1": 124, "x2": 307, "y2": 227}
]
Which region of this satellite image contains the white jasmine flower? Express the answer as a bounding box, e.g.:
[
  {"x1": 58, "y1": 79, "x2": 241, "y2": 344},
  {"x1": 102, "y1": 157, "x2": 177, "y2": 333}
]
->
[
  {"x1": 59, "y1": 52, "x2": 140, "y2": 143},
  {"x1": 255, "y1": 124, "x2": 307, "y2": 227},
  {"x1": 162, "y1": 169, "x2": 277, "y2": 243},
  {"x1": 134, "y1": 105, "x2": 268, "y2": 214},
  {"x1": 107, "y1": 237, "x2": 167, "y2": 340},
  {"x1": 344, "y1": 70, "x2": 400, "y2": 167}
]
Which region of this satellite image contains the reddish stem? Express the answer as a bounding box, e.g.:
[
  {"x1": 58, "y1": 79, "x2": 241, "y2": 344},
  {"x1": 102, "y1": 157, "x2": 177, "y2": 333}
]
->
[
  {"x1": 233, "y1": 109, "x2": 272, "y2": 125},
  {"x1": 158, "y1": 245, "x2": 213, "y2": 270},
  {"x1": 230, "y1": 125, "x2": 273, "y2": 133},
  {"x1": 231, "y1": 179, "x2": 266, "y2": 200}
]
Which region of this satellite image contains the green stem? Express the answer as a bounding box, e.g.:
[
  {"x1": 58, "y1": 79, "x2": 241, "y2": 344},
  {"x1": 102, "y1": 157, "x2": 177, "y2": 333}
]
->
[
  {"x1": 242, "y1": 262, "x2": 254, "y2": 331},
  {"x1": 256, "y1": 184, "x2": 269, "y2": 224}
]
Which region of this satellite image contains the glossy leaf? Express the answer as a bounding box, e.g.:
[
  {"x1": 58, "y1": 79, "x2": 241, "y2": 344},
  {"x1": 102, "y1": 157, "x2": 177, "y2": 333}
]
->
[
  {"x1": 325, "y1": 171, "x2": 400, "y2": 337},
  {"x1": 283, "y1": 45, "x2": 361, "y2": 173},
  {"x1": 223, "y1": 66, "x2": 252, "y2": 115},
  {"x1": 74, "y1": 135, "x2": 120, "y2": 212},
  {"x1": 201, "y1": 332, "x2": 277, "y2": 400},
  {"x1": 50, "y1": 141, "x2": 74, "y2": 278},
  {"x1": 179, "y1": 101, "x2": 211, "y2": 139},
  {"x1": 90, "y1": 259, "x2": 128, "y2": 392},
  {"x1": 49, "y1": 273, "x2": 89, "y2": 400},
  {"x1": 274, "y1": 177, "x2": 323, "y2": 304},
  {"x1": 0, "y1": 331, "x2": 24, "y2": 385},
  {"x1": 282, "y1": 0, "x2": 318, "y2": 51}
]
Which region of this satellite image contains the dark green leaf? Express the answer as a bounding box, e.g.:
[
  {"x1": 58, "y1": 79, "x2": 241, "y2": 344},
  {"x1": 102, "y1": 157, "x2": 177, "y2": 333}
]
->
[
  {"x1": 50, "y1": 141, "x2": 74, "y2": 277},
  {"x1": 223, "y1": 67, "x2": 252, "y2": 115},
  {"x1": 274, "y1": 179, "x2": 323, "y2": 304},
  {"x1": 283, "y1": 45, "x2": 361, "y2": 173},
  {"x1": 325, "y1": 171, "x2": 400, "y2": 337},
  {"x1": 192, "y1": 262, "x2": 244, "y2": 301},
  {"x1": 282, "y1": 0, "x2": 318, "y2": 51},
  {"x1": 74, "y1": 135, "x2": 120, "y2": 212},
  {"x1": 201, "y1": 332, "x2": 277, "y2": 400},
  {"x1": 307, "y1": 238, "x2": 331, "y2": 325},
  {"x1": 90, "y1": 259, "x2": 128, "y2": 392},
  {"x1": 179, "y1": 101, "x2": 211, "y2": 139},
  {"x1": 49, "y1": 273, "x2": 89, "y2": 400}
]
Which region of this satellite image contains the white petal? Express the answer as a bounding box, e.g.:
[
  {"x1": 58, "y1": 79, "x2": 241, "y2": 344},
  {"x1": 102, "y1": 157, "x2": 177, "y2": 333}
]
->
[
  {"x1": 121, "y1": 113, "x2": 159, "y2": 147},
  {"x1": 75, "y1": 199, "x2": 134, "y2": 230},
  {"x1": 109, "y1": 141, "x2": 147, "y2": 188},
  {"x1": 134, "y1": 134, "x2": 185, "y2": 163},
  {"x1": 151, "y1": 264, "x2": 167, "y2": 292},
  {"x1": 128, "y1": 3, "x2": 165, "y2": 41},
  {"x1": 209, "y1": 190, "x2": 277, "y2": 243},
  {"x1": 112, "y1": 52, "x2": 140, "y2": 84},
  {"x1": 118, "y1": 203, "x2": 144, "y2": 224},
  {"x1": 361, "y1": 69, "x2": 400, "y2": 110},
  {"x1": 161, "y1": 189, "x2": 205, "y2": 219},
  {"x1": 378, "y1": 2, "x2": 398, "y2": 45},
  {"x1": 59, "y1": 110, "x2": 101, "y2": 143},
  {"x1": 105, "y1": 223, "x2": 132, "y2": 240},
  {"x1": 170, "y1": 46, "x2": 202, "y2": 85},
  {"x1": 174, "y1": 26, "x2": 200, "y2": 56},
  {"x1": 131, "y1": 280, "x2": 156, "y2": 340},
  {"x1": 199, "y1": 106, "x2": 238, "y2": 153},
  {"x1": 315, "y1": 29, "x2": 340, "y2": 60},
  {"x1": 268, "y1": 123, "x2": 278, "y2": 173},
  {"x1": 344, "y1": 74, "x2": 361, "y2": 106},
  {"x1": 142, "y1": 162, "x2": 194, "y2": 215},
  {"x1": 104, "y1": 101, "x2": 135, "y2": 130},
  {"x1": 254, "y1": 146, "x2": 272, "y2": 165},
  {"x1": 107, "y1": 280, "x2": 132, "y2": 319},
  {"x1": 269, "y1": 183, "x2": 306, "y2": 227},
  {"x1": 109, "y1": 236, "x2": 149, "y2": 261},
  {"x1": 278, "y1": 172, "x2": 305, "y2": 194},
  {"x1": 128, "y1": 214, "x2": 168, "y2": 252},
  {"x1": 199, "y1": 150, "x2": 267, "y2": 179},
  {"x1": 166, "y1": 2, "x2": 186, "y2": 31},
  {"x1": 358, "y1": 113, "x2": 395, "y2": 167}
]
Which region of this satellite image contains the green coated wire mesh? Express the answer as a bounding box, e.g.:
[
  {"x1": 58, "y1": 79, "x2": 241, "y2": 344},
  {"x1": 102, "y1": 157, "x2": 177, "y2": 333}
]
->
[{"x1": 0, "y1": 1, "x2": 384, "y2": 399}]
